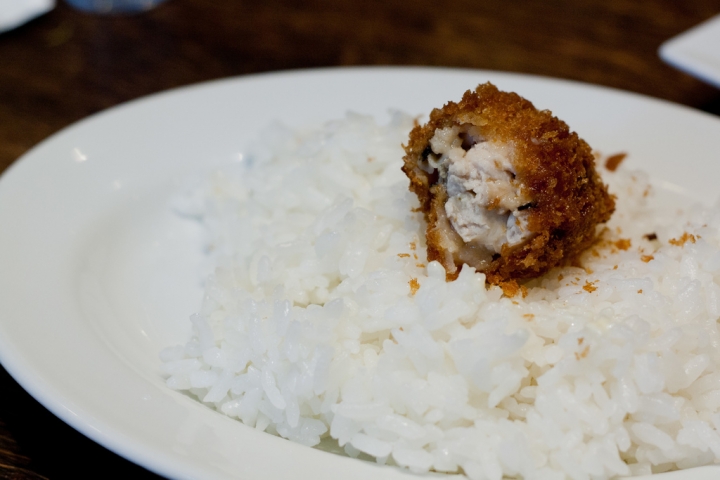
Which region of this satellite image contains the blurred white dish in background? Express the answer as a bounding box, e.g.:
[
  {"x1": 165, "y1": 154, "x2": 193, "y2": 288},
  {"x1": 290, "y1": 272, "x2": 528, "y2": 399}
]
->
[
  {"x1": 0, "y1": 0, "x2": 54, "y2": 33},
  {"x1": 660, "y1": 13, "x2": 720, "y2": 89}
]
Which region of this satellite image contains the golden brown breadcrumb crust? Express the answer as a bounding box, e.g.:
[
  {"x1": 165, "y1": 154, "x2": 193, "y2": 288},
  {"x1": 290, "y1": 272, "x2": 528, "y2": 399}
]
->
[{"x1": 402, "y1": 83, "x2": 615, "y2": 284}]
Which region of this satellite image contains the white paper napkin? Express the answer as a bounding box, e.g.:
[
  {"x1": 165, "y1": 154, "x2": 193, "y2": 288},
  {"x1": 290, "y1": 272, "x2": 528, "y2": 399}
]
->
[
  {"x1": 660, "y1": 13, "x2": 720, "y2": 89},
  {"x1": 0, "y1": 0, "x2": 55, "y2": 33}
]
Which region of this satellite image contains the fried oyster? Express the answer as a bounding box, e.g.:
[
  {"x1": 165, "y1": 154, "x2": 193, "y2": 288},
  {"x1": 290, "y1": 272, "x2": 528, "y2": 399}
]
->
[{"x1": 402, "y1": 83, "x2": 615, "y2": 284}]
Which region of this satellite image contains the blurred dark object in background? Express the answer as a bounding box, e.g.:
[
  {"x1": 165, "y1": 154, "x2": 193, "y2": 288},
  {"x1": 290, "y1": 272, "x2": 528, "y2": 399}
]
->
[{"x1": 64, "y1": 0, "x2": 168, "y2": 14}]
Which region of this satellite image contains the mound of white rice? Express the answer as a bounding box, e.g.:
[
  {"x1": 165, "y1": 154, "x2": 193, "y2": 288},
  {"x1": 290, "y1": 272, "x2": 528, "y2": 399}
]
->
[{"x1": 161, "y1": 112, "x2": 720, "y2": 480}]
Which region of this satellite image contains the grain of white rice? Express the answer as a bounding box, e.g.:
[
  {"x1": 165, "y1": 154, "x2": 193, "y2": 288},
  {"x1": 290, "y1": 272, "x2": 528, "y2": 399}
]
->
[{"x1": 162, "y1": 111, "x2": 720, "y2": 479}]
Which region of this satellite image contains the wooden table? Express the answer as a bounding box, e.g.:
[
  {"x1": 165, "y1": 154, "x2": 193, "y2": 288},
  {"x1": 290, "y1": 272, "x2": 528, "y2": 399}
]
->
[{"x1": 0, "y1": 0, "x2": 718, "y2": 477}]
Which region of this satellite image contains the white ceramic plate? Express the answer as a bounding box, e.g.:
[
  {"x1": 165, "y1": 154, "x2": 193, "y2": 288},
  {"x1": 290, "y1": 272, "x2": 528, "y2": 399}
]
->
[
  {"x1": 2, "y1": 68, "x2": 720, "y2": 480},
  {"x1": 0, "y1": 0, "x2": 54, "y2": 33},
  {"x1": 660, "y1": 13, "x2": 720, "y2": 89}
]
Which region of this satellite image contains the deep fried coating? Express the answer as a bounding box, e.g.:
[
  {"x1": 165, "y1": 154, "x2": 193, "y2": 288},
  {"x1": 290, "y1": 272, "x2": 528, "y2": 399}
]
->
[{"x1": 402, "y1": 83, "x2": 615, "y2": 284}]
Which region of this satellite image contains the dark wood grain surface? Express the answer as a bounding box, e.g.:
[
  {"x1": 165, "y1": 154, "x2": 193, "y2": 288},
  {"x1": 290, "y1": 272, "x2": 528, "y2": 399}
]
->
[{"x1": 0, "y1": 0, "x2": 718, "y2": 478}]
